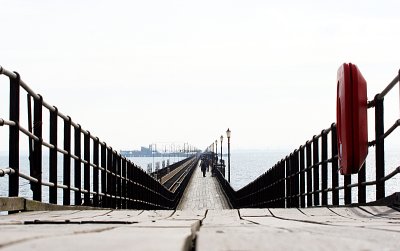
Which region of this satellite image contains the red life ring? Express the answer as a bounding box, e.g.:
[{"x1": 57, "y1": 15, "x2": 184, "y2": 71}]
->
[{"x1": 336, "y1": 63, "x2": 368, "y2": 175}]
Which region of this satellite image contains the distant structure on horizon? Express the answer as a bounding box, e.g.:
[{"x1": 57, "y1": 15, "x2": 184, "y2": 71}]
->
[
  {"x1": 120, "y1": 146, "x2": 156, "y2": 157},
  {"x1": 120, "y1": 145, "x2": 200, "y2": 157}
]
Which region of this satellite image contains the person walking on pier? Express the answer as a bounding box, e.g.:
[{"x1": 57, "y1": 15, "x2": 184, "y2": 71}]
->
[{"x1": 201, "y1": 158, "x2": 208, "y2": 177}]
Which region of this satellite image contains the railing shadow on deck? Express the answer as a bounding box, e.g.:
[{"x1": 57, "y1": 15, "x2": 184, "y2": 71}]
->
[
  {"x1": 213, "y1": 70, "x2": 400, "y2": 208},
  {"x1": 0, "y1": 66, "x2": 198, "y2": 211}
]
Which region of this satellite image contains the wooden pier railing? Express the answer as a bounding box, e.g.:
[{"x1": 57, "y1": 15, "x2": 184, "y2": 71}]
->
[
  {"x1": 213, "y1": 70, "x2": 400, "y2": 208},
  {"x1": 0, "y1": 65, "x2": 198, "y2": 210}
]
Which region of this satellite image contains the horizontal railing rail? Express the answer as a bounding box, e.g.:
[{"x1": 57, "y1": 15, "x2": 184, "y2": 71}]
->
[
  {"x1": 214, "y1": 69, "x2": 400, "y2": 208},
  {"x1": 0, "y1": 65, "x2": 198, "y2": 210},
  {"x1": 152, "y1": 157, "x2": 194, "y2": 180}
]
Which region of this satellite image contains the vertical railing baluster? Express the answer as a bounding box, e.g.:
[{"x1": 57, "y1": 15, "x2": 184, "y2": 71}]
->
[
  {"x1": 285, "y1": 157, "x2": 290, "y2": 208},
  {"x1": 132, "y1": 165, "x2": 137, "y2": 209},
  {"x1": 74, "y1": 125, "x2": 82, "y2": 205},
  {"x1": 358, "y1": 162, "x2": 366, "y2": 204},
  {"x1": 321, "y1": 130, "x2": 328, "y2": 206},
  {"x1": 116, "y1": 154, "x2": 121, "y2": 209},
  {"x1": 32, "y1": 95, "x2": 43, "y2": 202},
  {"x1": 331, "y1": 124, "x2": 339, "y2": 205},
  {"x1": 101, "y1": 143, "x2": 107, "y2": 208},
  {"x1": 93, "y1": 137, "x2": 99, "y2": 207},
  {"x1": 299, "y1": 146, "x2": 305, "y2": 208},
  {"x1": 107, "y1": 147, "x2": 113, "y2": 208},
  {"x1": 312, "y1": 136, "x2": 319, "y2": 206},
  {"x1": 49, "y1": 107, "x2": 58, "y2": 204},
  {"x1": 280, "y1": 161, "x2": 285, "y2": 208},
  {"x1": 344, "y1": 175, "x2": 351, "y2": 205},
  {"x1": 122, "y1": 158, "x2": 127, "y2": 209},
  {"x1": 127, "y1": 162, "x2": 132, "y2": 209},
  {"x1": 306, "y1": 141, "x2": 312, "y2": 207},
  {"x1": 63, "y1": 117, "x2": 71, "y2": 205},
  {"x1": 375, "y1": 96, "x2": 385, "y2": 200},
  {"x1": 84, "y1": 131, "x2": 90, "y2": 205},
  {"x1": 293, "y1": 150, "x2": 299, "y2": 208},
  {"x1": 9, "y1": 73, "x2": 20, "y2": 198},
  {"x1": 112, "y1": 151, "x2": 119, "y2": 208}
]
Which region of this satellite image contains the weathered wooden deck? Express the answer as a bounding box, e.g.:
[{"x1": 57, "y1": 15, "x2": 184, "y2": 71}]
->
[
  {"x1": 1, "y1": 206, "x2": 400, "y2": 250},
  {"x1": 177, "y1": 163, "x2": 231, "y2": 210},
  {"x1": 1, "y1": 166, "x2": 400, "y2": 250}
]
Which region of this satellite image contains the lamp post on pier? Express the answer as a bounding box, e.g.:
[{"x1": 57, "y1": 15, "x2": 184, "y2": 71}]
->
[
  {"x1": 220, "y1": 135, "x2": 223, "y2": 164},
  {"x1": 226, "y1": 128, "x2": 231, "y2": 183},
  {"x1": 215, "y1": 140, "x2": 218, "y2": 164}
]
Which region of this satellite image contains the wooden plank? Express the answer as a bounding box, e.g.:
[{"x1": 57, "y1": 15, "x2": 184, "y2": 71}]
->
[
  {"x1": 299, "y1": 207, "x2": 339, "y2": 217},
  {"x1": 0, "y1": 224, "x2": 118, "y2": 247},
  {"x1": 239, "y1": 208, "x2": 272, "y2": 217},
  {"x1": 78, "y1": 210, "x2": 143, "y2": 223},
  {"x1": 168, "y1": 210, "x2": 207, "y2": 220},
  {"x1": 80, "y1": 210, "x2": 173, "y2": 223},
  {"x1": 196, "y1": 224, "x2": 400, "y2": 251},
  {"x1": 360, "y1": 206, "x2": 400, "y2": 219},
  {"x1": 25, "y1": 199, "x2": 99, "y2": 211},
  {"x1": 202, "y1": 207, "x2": 400, "y2": 250},
  {"x1": 0, "y1": 210, "x2": 82, "y2": 225},
  {"x1": 246, "y1": 208, "x2": 400, "y2": 232},
  {"x1": 0, "y1": 197, "x2": 24, "y2": 211},
  {"x1": 134, "y1": 219, "x2": 201, "y2": 239},
  {"x1": 202, "y1": 209, "x2": 254, "y2": 227},
  {"x1": 270, "y1": 207, "x2": 357, "y2": 225},
  {"x1": 269, "y1": 208, "x2": 305, "y2": 218},
  {"x1": 177, "y1": 166, "x2": 230, "y2": 210},
  {"x1": 329, "y1": 207, "x2": 377, "y2": 219},
  {"x1": 0, "y1": 226, "x2": 193, "y2": 251}
]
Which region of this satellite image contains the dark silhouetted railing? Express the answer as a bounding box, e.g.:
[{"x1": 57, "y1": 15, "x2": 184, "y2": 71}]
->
[
  {"x1": 214, "y1": 70, "x2": 400, "y2": 208},
  {"x1": 0, "y1": 66, "x2": 198, "y2": 210}
]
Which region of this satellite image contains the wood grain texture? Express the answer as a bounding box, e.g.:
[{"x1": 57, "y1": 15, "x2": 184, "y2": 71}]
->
[
  {"x1": 177, "y1": 164, "x2": 230, "y2": 210},
  {"x1": 1, "y1": 205, "x2": 400, "y2": 250}
]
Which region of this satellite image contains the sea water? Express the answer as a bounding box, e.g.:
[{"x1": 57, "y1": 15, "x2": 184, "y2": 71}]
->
[{"x1": 0, "y1": 149, "x2": 398, "y2": 205}]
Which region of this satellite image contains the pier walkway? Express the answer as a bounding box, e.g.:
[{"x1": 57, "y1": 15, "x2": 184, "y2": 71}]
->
[
  {"x1": 1, "y1": 66, "x2": 400, "y2": 250},
  {"x1": 1, "y1": 162, "x2": 400, "y2": 250},
  {"x1": 177, "y1": 162, "x2": 230, "y2": 210},
  {"x1": 1, "y1": 203, "x2": 400, "y2": 250}
]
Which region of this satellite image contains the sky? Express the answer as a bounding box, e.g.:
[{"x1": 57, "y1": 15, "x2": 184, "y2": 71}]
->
[{"x1": 1, "y1": 0, "x2": 400, "y2": 152}]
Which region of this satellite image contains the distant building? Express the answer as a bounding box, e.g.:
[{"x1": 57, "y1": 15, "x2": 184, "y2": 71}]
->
[
  {"x1": 120, "y1": 146, "x2": 201, "y2": 157},
  {"x1": 120, "y1": 146, "x2": 156, "y2": 157}
]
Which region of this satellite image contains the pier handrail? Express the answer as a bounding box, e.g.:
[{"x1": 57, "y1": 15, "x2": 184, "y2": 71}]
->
[
  {"x1": 213, "y1": 69, "x2": 400, "y2": 208},
  {"x1": 0, "y1": 65, "x2": 197, "y2": 210}
]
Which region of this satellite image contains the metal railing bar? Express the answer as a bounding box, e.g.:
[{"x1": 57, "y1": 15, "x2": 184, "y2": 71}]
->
[
  {"x1": 0, "y1": 167, "x2": 15, "y2": 176},
  {"x1": 377, "y1": 72, "x2": 400, "y2": 100},
  {"x1": 3, "y1": 167, "x2": 175, "y2": 202},
  {"x1": 1, "y1": 119, "x2": 152, "y2": 186},
  {"x1": 236, "y1": 165, "x2": 400, "y2": 204},
  {"x1": 369, "y1": 119, "x2": 400, "y2": 147},
  {"x1": 0, "y1": 67, "x2": 138, "y2": 156}
]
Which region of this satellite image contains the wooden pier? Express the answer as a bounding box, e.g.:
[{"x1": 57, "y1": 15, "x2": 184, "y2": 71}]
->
[
  {"x1": 1, "y1": 66, "x2": 400, "y2": 250},
  {"x1": 1, "y1": 166, "x2": 400, "y2": 250}
]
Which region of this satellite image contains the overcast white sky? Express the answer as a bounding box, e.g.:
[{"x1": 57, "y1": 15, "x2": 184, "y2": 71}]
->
[{"x1": 1, "y1": 0, "x2": 400, "y2": 152}]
